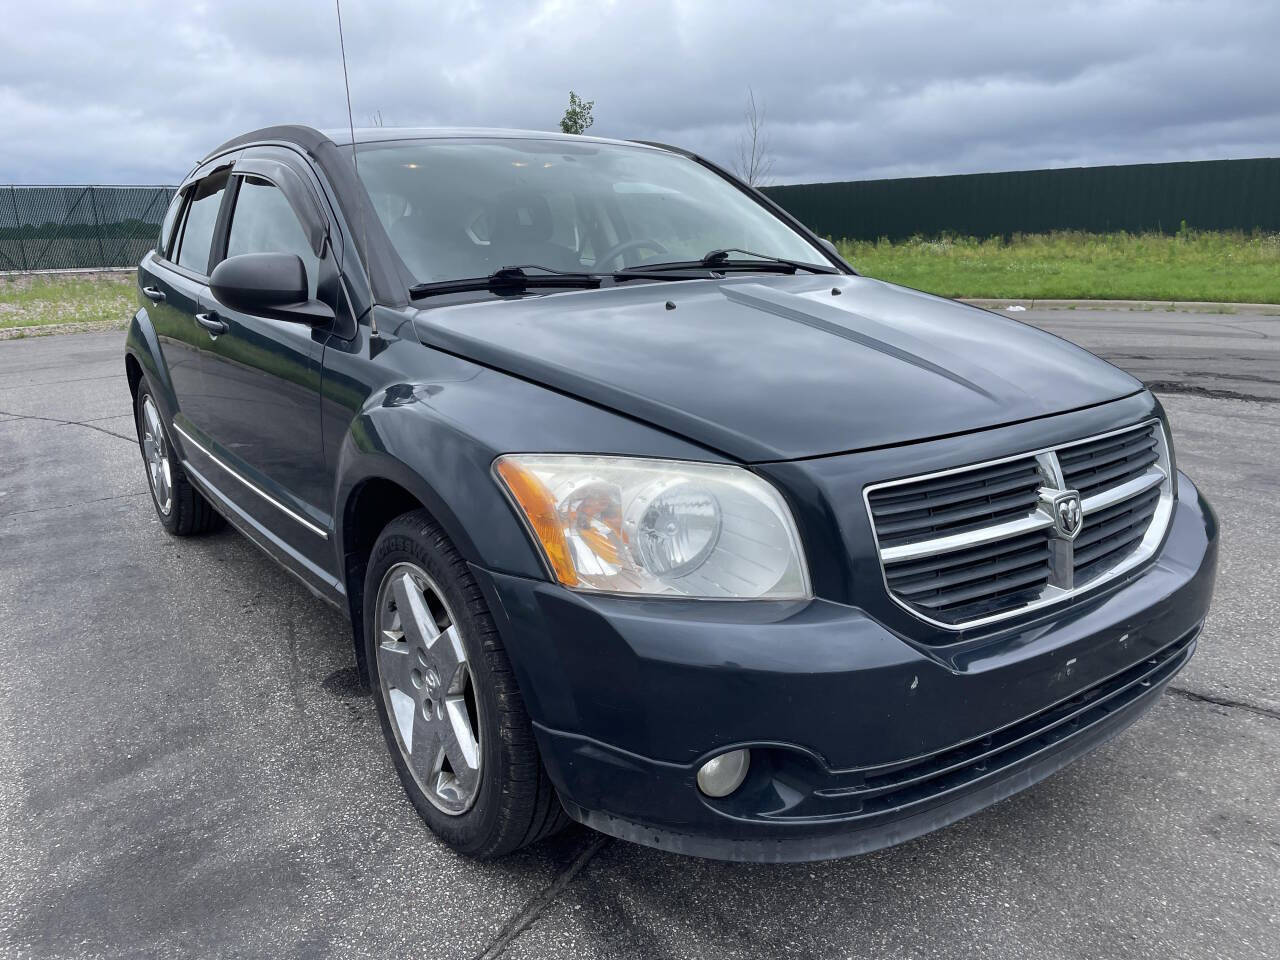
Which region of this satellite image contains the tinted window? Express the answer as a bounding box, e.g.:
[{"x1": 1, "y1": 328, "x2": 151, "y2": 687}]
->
[
  {"x1": 356, "y1": 138, "x2": 825, "y2": 283},
  {"x1": 156, "y1": 191, "x2": 184, "y2": 257},
  {"x1": 225, "y1": 176, "x2": 319, "y2": 298},
  {"x1": 175, "y1": 173, "x2": 227, "y2": 274}
]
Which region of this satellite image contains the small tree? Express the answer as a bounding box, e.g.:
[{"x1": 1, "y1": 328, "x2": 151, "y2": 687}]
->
[
  {"x1": 734, "y1": 87, "x2": 775, "y2": 187},
  {"x1": 559, "y1": 91, "x2": 595, "y2": 135}
]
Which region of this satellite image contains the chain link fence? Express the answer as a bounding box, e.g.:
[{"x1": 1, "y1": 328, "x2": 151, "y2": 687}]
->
[
  {"x1": 0, "y1": 185, "x2": 176, "y2": 273},
  {"x1": 8, "y1": 159, "x2": 1279, "y2": 272}
]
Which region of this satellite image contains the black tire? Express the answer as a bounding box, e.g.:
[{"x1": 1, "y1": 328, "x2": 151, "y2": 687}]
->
[
  {"x1": 133, "y1": 379, "x2": 223, "y2": 536},
  {"x1": 364, "y1": 509, "x2": 568, "y2": 858}
]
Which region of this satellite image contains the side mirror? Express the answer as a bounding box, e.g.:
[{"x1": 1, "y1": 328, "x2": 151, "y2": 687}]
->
[
  {"x1": 210, "y1": 252, "x2": 333, "y2": 324},
  {"x1": 818, "y1": 238, "x2": 839, "y2": 256}
]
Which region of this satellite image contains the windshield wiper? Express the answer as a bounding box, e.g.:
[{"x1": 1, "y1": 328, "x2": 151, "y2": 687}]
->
[
  {"x1": 409, "y1": 265, "x2": 602, "y2": 299},
  {"x1": 702, "y1": 248, "x2": 838, "y2": 274},
  {"x1": 616, "y1": 248, "x2": 837, "y2": 277}
]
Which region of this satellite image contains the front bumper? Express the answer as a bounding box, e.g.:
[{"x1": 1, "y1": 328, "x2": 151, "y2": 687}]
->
[{"x1": 473, "y1": 472, "x2": 1218, "y2": 862}]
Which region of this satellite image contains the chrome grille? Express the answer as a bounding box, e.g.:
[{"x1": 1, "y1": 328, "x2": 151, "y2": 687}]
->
[
  {"x1": 1058, "y1": 426, "x2": 1160, "y2": 498},
  {"x1": 869, "y1": 457, "x2": 1044, "y2": 547},
  {"x1": 865, "y1": 420, "x2": 1174, "y2": 629}
]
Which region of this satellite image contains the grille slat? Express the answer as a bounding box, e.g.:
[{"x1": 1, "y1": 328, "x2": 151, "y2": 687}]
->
[
  {"x1": 868, "y1": 457, "x2": 1042, "y2": 550},
  {"x1": 1060, "y1": 427, "x2": 1160, "y2": 497},
  {"x1": 1069, "y1": 449, "x2": 1159, "y2": 497},
  {"x1": 885, "y1": 530, "x2": 1050, "y2": 580},
  {"x1": 1075, "y1": 488, "x2": 1161, "y2": 553},
  {"x1": 890, "y1": 538, "x2": 1049, "y2": 597},
  {"x1": 866, "y1": 421, "x2": 1170, "y2": 629},
  {"x1": 874, "y1": 487, "x2": 1041, "y2": 539},
  {"x1": 1058, "y1": 428, "x2": 1155, "y2": 468},
  {"x1": 919, "y1": 560, "x2": 1053, "y2": 611},
  {"x1": 1074, "y1": 487, "x2": 1162, "y2": 582},
  {"x1": 870, "y1": 470, "x2": 1043, "y2": 518},
  {"x1": 871, "y1": 459, "x2": 1039, "y2": 506}
]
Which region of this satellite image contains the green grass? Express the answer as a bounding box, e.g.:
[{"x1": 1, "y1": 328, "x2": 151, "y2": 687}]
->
[
  {"x1": 0, "y1": 271, "x2": 135, "y2": 330},
  {"x1": 2, "y1": 230, "x2": 1277, "y2": 336},
  {"x1": 836, "y1": 230, "x2": 1280, "y2": 303}
]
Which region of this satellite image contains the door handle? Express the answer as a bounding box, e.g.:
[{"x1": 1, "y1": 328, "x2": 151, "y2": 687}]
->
[
  {"x1": 142, "y1": 285, "x2": 166, "y2": 303},
  {"x1": 195, "y1": 312, "x2": 228, "y2": 336}
]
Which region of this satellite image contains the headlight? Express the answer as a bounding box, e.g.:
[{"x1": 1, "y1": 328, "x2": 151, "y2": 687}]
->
[{"x1": 493, "y1": 455, "x2": 810, "y2": 600}]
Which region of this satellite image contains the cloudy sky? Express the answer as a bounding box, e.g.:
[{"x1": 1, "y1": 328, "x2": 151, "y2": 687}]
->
[{"x1": 3, "y1": 0, "x2": 1279, "y2": 186}]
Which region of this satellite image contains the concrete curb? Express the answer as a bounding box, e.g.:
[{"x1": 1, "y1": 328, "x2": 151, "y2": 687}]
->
[
  {"x1": 0, "y1": 319, "x2": 128, "y2": 341},
  {"x1": 0, "y1": 267, "x2": 135, "y2": 278},
  {"x1": 960, "y1": 297, "x2": 1280, "y2": 314}
]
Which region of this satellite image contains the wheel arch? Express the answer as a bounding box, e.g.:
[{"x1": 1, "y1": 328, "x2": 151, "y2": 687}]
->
[
  {"x1": 125, "y1": 352, "x2": 144, "y2": 400},
  {"x1": 124, "y1": 305, "x2": 177, "y2": 413},
  {"x1": 340, "y1": 472, "x2": 426, "y2": 682},
  {"x1": 336, "y1": 447, "x2": 542, "y2": 682}
]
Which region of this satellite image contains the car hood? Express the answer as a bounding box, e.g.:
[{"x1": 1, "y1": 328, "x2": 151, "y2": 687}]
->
[{"x1": 410, "y1": 274, "x2": 1142, "y2": 463}]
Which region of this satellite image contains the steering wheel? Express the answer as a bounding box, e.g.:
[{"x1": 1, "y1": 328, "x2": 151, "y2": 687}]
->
[{"x1": 594, "y1": 238, "x2": 671, "y2": 270}]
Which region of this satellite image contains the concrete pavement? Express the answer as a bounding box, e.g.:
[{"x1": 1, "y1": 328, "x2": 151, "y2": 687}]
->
[{"x1": 1, "y1": 313, "x2": 1277, "y2": 959}]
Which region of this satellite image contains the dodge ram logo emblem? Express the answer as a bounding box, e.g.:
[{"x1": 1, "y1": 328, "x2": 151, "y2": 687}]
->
[{"x1": 1052, "y1": 491, "x2": 1083, "y2": 540}]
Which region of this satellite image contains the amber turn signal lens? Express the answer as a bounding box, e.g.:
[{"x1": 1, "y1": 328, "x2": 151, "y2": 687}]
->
[{"x1": 494, "y1": 458, "x2": 579, "y2": 586}]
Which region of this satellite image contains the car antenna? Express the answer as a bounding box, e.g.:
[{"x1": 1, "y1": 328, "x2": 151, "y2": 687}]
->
[{"x1": 334, "y1": 0, "x2": 377, "y2": 338}]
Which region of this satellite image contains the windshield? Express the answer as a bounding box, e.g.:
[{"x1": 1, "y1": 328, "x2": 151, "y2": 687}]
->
[{"x1": 355, "y1": 137, "x2": 828, "y2": 284}]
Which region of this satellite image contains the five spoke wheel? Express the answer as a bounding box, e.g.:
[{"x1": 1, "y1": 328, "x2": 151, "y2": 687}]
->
[
  {"x1": 375, "y1": 563, "x2": 482, "y2": 815},
  {"x1": 140, "y1": 395, "x2": 172, "y2": 515}
]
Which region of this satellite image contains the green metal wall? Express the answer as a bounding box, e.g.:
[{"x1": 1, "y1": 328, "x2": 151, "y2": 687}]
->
[
  {"x1": 762, "y1": 157, "x2": 1280, "y2": 241},
  {"x1": 0, "y1": 185, "x2": 175, "y2": 272},
  {"x1": 6, "y1": 159, "x2": 1278, "y2": 271}
]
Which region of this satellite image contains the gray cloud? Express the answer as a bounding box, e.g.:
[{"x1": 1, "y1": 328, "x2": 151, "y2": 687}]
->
[{"x1": 2, "y1": 0, "x2": 1278, "y2": 185}]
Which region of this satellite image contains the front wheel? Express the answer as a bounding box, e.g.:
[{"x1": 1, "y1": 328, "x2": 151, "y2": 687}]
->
[
  {"x1": 133, "y1": 380, "x2": 222, "y2": 536},
  {"x1": 364, "y1": 509, "x2": 567, "y2": 857}
]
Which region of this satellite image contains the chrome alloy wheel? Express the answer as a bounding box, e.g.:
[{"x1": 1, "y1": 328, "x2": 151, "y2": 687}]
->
[
  {"x1": 140, "y1": 395, "x2": 173, "y2": 515},
  {"x1": 375, "y1": 563, "x2": 482, "y2": 815}
]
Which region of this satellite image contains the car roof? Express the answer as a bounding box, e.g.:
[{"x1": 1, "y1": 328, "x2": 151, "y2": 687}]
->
[
  {"x1": 324, "y1": 126, "x2": 661, "y2": 150},
  {"x1": 205, "y1": 124, "x2": 666, "y2": 165}
]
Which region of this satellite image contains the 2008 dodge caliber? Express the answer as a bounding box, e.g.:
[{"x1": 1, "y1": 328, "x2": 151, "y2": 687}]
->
[{"x1": 125, "y1": 125, "x2": 1218, "y2": 862}]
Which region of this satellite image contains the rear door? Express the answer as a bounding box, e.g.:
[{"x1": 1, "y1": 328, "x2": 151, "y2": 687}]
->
[
  {"x1": 138, "y1": 166, "x2": 231, "y2": 412},
  {"x1": 195, "y1": 153, "x2": 344, "y2": 569}
]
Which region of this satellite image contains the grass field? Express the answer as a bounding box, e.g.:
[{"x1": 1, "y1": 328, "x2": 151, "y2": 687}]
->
[
  {"x1": 0, "y1": 271, "x2": 134, "y2": 334},
  {"x1": 1, "y1": 230, "x2": 1277, "y2": 337},
  {"x1": 838, "y1": 230, "x2": 1280, "y2": 303}
]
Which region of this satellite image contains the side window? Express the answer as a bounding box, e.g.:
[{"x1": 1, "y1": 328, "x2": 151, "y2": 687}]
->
[
  {"x1": 225, "y1": 176, "x2": 320, "y2": 299},
  {"x1": 175, "y1": 172, "x2": 228, "y2": 275},
  {"x1": 156, "y1": 191, "x2": 185, "y2": 258}
]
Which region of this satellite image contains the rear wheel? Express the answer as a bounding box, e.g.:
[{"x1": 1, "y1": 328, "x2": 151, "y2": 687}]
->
[
  {"x1": 133, "y1": 380, "x2": 222, "y2": 535},
  {"x1": 364, "y1": 509, "x2": 567, "y2": 857}
]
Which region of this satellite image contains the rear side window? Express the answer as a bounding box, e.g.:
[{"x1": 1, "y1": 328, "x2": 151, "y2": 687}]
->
[
  {"x1": 156, "y1": 192, "x2": 184, "y2": 258},
  {"x1": 175, "y1": 173, "x2": 228, "y2": 275},
  {"x1": 225, "y1": 176, "x2": 320, "y2": 298}
]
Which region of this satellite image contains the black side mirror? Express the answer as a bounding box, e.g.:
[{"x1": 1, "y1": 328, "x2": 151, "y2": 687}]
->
[{"x1": 210, "y1": 252, "x2": 334, "y2": 324}]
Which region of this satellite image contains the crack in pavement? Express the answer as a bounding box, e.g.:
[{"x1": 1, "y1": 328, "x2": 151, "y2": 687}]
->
[
  {"x1": 1, "y1": 490, "x2": 149, "y2": 521},
  {"x1": 473, "y1": 834, "x2": 611, "y2": 960},
  {"x1": 1167, "y1": 685, "x2": 1280, "y2": 722},
  {"x1": 1144, "y1": 381, "x2": 1278, "y2": 403},
  {"x1": 0, "y1": 407, "x2": 133, "y2": 442},
  {"x1": 0, "y1": 372, "x2": 123, "y2": 391}
]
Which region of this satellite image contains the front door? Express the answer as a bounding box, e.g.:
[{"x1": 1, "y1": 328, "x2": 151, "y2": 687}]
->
[{"x1": 197, "y1": 170, "x2": 334, "y2": 566}]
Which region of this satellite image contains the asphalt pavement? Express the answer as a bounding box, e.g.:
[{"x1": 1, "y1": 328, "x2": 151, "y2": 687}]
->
[{"x1": 1, "y1": 308, "x2": 1278, "y2": 959}]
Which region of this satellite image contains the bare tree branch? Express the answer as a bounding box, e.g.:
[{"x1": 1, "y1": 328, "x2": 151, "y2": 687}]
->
[{"x1": 734, "y1": 87, "x2": 775, "y2": 188}]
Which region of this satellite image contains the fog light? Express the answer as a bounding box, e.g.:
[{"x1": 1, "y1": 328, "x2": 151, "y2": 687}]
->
[{"x1": 696, "y1": 749, "x2": 751, "y2": 798}]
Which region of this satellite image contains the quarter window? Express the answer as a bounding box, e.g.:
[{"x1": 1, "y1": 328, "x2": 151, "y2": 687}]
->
[
  {"x1": 175, "y1": 172, "x2": 228, "y2": 275},
  {"x1": 156, "y1": 191, "x2": 184, "y2": 258},
  {"x1": 225, "y1": 176, "x2": 319, "y2": 299}
]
